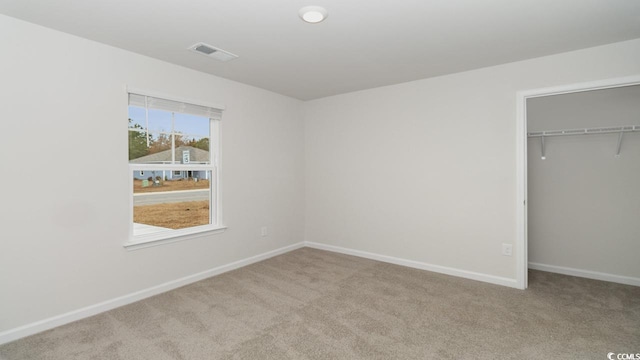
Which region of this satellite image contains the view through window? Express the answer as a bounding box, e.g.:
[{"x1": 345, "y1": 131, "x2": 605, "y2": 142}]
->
[{"x1": 128, "y1": 93, "x2": 222, "y2": 244}]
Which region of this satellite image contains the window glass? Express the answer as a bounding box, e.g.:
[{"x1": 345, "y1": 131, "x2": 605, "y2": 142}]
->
[
  {"x1": 133, "y1": 170, "x2": 212, "y2": 234},
  {"x1": 127, "y1": 92, "x2": 222, "y2": 245}
]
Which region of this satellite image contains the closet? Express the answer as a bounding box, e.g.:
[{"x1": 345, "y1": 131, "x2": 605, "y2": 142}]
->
[{"x1": 526, "y1": 85, "x2": 640, "y2": 285}]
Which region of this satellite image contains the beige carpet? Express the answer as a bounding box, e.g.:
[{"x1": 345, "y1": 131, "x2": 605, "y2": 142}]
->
[{"x1": 1, "y1": 248, "x2": 638, "y2": 359}]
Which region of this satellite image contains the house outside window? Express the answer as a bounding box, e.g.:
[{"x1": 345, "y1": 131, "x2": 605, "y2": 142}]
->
[{"x1": 127, "y1": 91, "x2": 225, "y2": 246}]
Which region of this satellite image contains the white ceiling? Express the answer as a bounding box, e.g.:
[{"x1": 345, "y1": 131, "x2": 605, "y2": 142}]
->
[{"x1": 2, "y1": 0, "x2": 640, "y2": 100}]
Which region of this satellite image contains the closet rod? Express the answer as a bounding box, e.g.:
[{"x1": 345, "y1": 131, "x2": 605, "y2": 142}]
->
[
  {"x1": 527, "y1": 125, "x2": 640, "y2": 138},
  {"x1": 527, "y1": 125, "x2": 640, "y2": 159}
]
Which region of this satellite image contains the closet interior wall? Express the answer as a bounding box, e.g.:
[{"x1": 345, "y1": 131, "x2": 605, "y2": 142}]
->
[{"x1": 527, "y1": 85, "x2": 640, "y2": 282}]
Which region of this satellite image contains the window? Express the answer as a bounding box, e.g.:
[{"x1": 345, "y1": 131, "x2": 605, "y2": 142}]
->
[{"x1": 127, "y1": 91, "x2": 224, "y2": 246}]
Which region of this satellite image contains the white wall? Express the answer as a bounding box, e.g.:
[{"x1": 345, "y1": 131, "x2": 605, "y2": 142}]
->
[
  {"x1": 303, "y1": 38, "x2": 640, "y2": 282},
  {"x1": 527, "y1": 86, "x2": 640, "y2": 279},
  {"x1": 0, "y1": 14, "x2": 304, "y2": 334}
]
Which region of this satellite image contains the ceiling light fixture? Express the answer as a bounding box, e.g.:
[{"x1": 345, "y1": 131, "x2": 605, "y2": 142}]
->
[{"x1": 299, "y1": 6, "x2": 328, "y2": 24}]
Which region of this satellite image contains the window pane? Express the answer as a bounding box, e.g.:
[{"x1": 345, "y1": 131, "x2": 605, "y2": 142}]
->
[
  {"x1": 128, "y1": 128, "x2": 150, "y2": 161},
  {"x1": 148, "y1": 109, "x2": 172, "y2": 132},
  {"x1": 175, "y1": 113, "x2": 210, "y2": 163},
  {"x1": 147, "y1": 131, "x2": 173, "y2": 160},
  {"x1": 129, "y1": 107, "x2": 211, "y2": 165},
  {"x1": 133, "y1": 170, "x2": 212, "y2": 235},
  {"x1": 179, "y1": 136, "x2": 210, "y2": 164},
  {"x1": 128, "y1": 107, "x2": 172, "y2": 132},
  {"x1": 174, "y1": 113, "x2": 210, "y2": 138},
  {"x1": 176, "y1": 134, "x2": 210, "y2": 153},
  {"x1": 128, "y1": 107, "x2": 146, "y2": 129}
]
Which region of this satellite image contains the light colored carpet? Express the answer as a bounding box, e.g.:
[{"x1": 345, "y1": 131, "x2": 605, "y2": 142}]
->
[{"x1": 1, "y1": 248, "x2": 638, "y2": 359}]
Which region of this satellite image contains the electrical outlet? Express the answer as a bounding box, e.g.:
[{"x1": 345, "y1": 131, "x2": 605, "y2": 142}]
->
[
  {"x1": 260, "y1": 226, "x2": 268, "y2": 237},
  {"x1": 502, "y1": 243, "x2": 513, "y2": 256}
]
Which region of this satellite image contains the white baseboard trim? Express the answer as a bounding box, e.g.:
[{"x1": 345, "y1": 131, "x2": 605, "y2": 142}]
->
[
  {"x1": 528, "y1": 262, "x2": 640, "y2": 287},
  {"x1": 0, "y1": 242, "x2": 305, "y2": 346},
  {"x1": 305, "y1": 241, "x2": 518, "y2": 289}
]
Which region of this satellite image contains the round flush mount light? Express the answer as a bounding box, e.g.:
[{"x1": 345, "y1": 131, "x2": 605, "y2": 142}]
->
[{"x1": 299, "y1": 6, "x2": 328, "y2": 23}]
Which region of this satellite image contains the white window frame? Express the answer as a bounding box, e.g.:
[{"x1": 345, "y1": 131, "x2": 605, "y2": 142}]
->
[{"x1": 125, "y1": 88, "x2": 226, "y2": 249}]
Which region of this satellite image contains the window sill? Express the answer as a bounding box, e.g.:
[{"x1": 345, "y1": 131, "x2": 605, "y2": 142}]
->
[{"x1": 124, "y1": 225, "x2": 227, "y2": 251}]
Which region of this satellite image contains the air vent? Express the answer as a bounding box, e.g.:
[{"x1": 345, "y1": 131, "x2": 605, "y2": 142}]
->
[
  {"x1": 188, "y1": 43, "x2": 238, "y2": 62},
  {"x1": 195, "y1": 44, "x2": 216, "y2": 55}
]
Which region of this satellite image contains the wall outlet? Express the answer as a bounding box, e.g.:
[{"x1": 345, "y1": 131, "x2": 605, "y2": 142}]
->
[
  {"x1": 260, "y1": 226, "x2": 268, "y2": 237},
  {"x1": 502, "y1": 243, "x2": 513, "y2": 256}
]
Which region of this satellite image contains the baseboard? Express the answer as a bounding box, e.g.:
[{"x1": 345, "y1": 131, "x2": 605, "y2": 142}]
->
[
  {"x1": 528, "y1": 262, "x2": 640, "y2": 287},
  {"x1": 0, "y1": 242, "x2": 305, "y2": 346},
  {"x1": 305, "y1": 241, "x2": 518, "y2": 289}
]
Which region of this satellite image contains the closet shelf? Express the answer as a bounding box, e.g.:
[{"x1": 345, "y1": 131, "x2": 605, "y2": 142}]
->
[
  {"x1": 527, "y1": 125, "x2": 640, "y2": 159},
  {"x1": 527, "y1": 125, "x2": 640, "y2": 138}
]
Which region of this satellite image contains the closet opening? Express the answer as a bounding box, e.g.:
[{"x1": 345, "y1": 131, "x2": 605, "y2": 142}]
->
[{"x1": 516, "y1": 76, "x2": 640, "y2": 290}]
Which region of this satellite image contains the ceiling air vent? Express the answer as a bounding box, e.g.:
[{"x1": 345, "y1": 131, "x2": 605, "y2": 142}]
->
[{"x1": 188, "y1": 43, "x2": 238, "y2": 62}]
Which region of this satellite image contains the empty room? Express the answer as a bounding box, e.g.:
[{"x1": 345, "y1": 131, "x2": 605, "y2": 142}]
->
[{"x1": 0, "y1": 0, "x2": 639, "y2": 359}]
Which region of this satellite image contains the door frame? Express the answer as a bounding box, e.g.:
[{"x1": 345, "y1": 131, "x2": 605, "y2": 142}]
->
[{"x1": 515, "y1": 75, "x2": 640, "y2": 290}]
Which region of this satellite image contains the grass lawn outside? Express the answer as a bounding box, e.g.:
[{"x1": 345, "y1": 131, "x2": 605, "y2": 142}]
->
[{"x1": 134, "y1": 200, "x2": 209, "y2": 229}]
